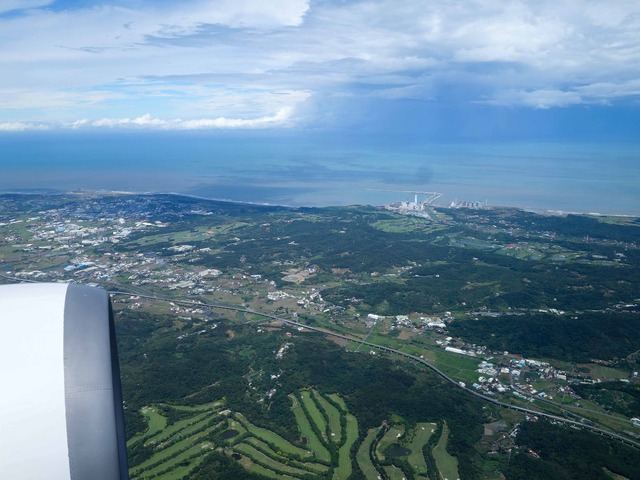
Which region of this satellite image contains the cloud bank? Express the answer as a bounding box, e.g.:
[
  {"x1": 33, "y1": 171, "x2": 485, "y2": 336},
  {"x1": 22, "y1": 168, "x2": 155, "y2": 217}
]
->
[
  {"x1": 67, "y1": 108, "x2": 294, "y2": 130},
  {"x1": 1, "y1": 0, "x2": 639, "y2": 130}
]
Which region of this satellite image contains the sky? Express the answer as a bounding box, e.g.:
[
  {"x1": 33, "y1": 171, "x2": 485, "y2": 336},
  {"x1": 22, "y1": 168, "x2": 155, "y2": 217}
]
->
[
  {"x1": 1, "y1": 0, "x2": 639, "y2": 138},
  {"x1": 1, "y1": 0, "x2": 639, "y2": 213}
]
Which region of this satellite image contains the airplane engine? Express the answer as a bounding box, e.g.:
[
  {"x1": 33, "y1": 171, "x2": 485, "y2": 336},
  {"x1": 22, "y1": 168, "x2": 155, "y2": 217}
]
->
[{"x1": 0, "y1": 283, "x2": 128, "y2": 479}]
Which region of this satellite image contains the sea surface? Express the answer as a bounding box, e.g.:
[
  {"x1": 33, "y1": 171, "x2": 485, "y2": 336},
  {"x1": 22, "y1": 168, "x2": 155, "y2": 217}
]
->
[{"x1": 1, "y1": 132, "x2": 638, "y2": 215}]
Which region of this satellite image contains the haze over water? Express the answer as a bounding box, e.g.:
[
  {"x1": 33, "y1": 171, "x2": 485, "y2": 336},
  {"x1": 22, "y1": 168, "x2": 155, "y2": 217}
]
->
[
  {"x1": 2, "y1": 1, "x2": 640, "y2": 215},
  {"x1": 1, "y1": 132, "x2": 638, "y2": 216}
]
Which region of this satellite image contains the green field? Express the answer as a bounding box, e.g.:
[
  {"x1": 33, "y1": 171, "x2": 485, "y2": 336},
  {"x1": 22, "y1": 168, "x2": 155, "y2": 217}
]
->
[
  {"x1": 376, "y1": 425, "x2": 405, "y2": 461},
  {"x1": 432, "y1": 422, "x2": 460, "y2": 480},
  {"x1": 334, "y1": 413, "x2": 359, "y2": 480},
  {"x1": 357, "y1": 421, "x2": 447, "y2": 480},
  {"x1": 293, "y1": 388, "x2": 360, "y2": 479},
  {"x1": 162, "y1": 401, "x2": 224, "y2": 412},
  {"x1": 384, "y1": 465, "x2": 407, "y2": 480},
  {"x1": 313, "y1": 390, "x2": 343, "y2": 443},
  {"x1": 233, "y1": 443, "x2": 312, "y2": 477},
  {"x1": 244, "y1": 437, "x2": 329, "y2": 474},
  {"x1": 371, "y1": 217, "x2": 447, "y2": 234},
  {"x1": 129, "y1": 392, "x2": 350, "y2": 479},
  {"x1": 151, "y1": 447, "x2": 212, "y2": 480},
  {"x1": 128, "y1": 223, "x2": 248, "y2": 247},
  {"x1": 236, "y1": 390, "x2": 358, "y2": 479},
  {"x1": 127, "y1": 406, "x2": 166, "y2": 447},
  {"x1": 221, "y1": 417, "x2": 248, "y2": 441},
  {"x1": 327, "y1": 393, "x2": 348, "y2": 411},
  {"x1": 127, "y1": 393, "x2": 450, "y2": 480},
  {"x1": 235, "y1": 413, "x2": 311, "y2": 458},
  {"x1": 289, "y1": 394, "x2": 331, "y2": 462},
  {"x1": 143, "y1": 411, "x2": 212, "y2": 447},
  {"x1": 433, "y1": 350, "x2": 481, "y2": 385},
  {"x1": 406, "y1": 422, "x2": 436, "y2": 476},
  {"x1": 581, "y1": 364, "x2": 629, "y2": 380},
  {"x1": 128, "y1": 402, "x2": 223, "y2": 479},
  {"x1": 300, "y1": 390, "x2": 329, "y2": 442},
  {"x1": 356, "y1": 427, "x2": 383, "y2": 480},
  {"x1": 238, "y1": 456, "x2": 298, "y2": 480},
  {"x1": 134, "y1": 441, "x2": 216, "y2": 479}
]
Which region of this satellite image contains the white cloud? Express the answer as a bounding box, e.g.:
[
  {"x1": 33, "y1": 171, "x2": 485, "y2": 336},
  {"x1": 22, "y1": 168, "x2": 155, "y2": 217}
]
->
[
  {"x1": 91, "y1": 114, "x2": 167, "y2": 128},
  {"x1": 178, "y1": 107, "x2": 293, "y2": 128},
  {"x1": 182, "y1": 0, "x2": 309, "y2": 29},
  {"x1": 1, "y1": 0, "x2": 639, "y2": 126},
  {"x1": 0, "y1": 121, "x2": 49, "y2": 131},
  {"x1": 0, "y1": 0, "x2": 53, "y2": 15},
  {"x1": 64, "y1": 107, "x2": 294, "y2": 130},
  {"x1": 486, "y1": 79, "x2": 640, "y2": 109},
  {"x1": 487, "y1": 89, "x2": 585, "y2": 109},
  {"x1": 0, "y1": 89, "x2": 122, "y2": 110},
  {"x1": 582, "y1": 0, "x2": 639, "y2": 28},
  {"x1": 577, "y1": 79, "x2": 640, "y2": 99}
]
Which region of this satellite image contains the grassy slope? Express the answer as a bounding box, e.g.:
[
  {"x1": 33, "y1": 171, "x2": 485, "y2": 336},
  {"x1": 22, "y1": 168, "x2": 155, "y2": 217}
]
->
[{"x1": 432, "y1": 422, "x2": 460, "y2": 480}]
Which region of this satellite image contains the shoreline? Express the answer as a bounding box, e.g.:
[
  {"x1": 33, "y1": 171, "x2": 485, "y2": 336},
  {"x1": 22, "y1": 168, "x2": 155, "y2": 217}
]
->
[{"x1": 0, "y1": 188, "x2": 639, "y2": 218}]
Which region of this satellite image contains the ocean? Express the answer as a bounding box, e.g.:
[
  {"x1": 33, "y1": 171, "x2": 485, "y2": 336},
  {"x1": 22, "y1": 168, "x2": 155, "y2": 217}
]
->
[{"x1": 1, "y1": 131, "x2": 638, "y2": 215}]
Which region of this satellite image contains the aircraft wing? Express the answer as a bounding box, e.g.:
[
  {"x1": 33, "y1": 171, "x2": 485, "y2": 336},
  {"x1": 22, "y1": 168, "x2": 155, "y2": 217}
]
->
[{"x1": 0, "y1": 283, "x2": 128, "y2": 479}]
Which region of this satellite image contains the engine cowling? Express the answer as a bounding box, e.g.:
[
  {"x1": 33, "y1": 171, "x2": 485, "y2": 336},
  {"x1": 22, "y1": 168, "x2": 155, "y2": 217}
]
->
[{"x1": 0, "y1": 283, "x2": 128, "y2": 479}]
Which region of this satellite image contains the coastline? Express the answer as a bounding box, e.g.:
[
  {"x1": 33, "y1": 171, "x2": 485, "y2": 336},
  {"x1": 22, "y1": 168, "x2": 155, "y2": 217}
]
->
[{"x1": 1, "y1": 189, "x2": 639, "y2": 218}]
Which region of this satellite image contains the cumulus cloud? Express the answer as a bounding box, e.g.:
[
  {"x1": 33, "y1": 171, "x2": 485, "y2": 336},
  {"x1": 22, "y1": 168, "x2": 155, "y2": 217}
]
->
[
  {"x1": 0, "y1": 121, "x2": 49, "y2": 132},
  {"x1": 1, "y1": 0, "x2": 639, "y2": 127},
  {"x1": 64, "y1": 108, "x2": 294, "y2": 130}
]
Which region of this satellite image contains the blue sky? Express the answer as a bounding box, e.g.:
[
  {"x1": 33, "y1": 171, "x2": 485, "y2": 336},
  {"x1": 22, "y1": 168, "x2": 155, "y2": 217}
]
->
[{"x1": 1, "y1": 0, "x2": 640, "y2": 140}]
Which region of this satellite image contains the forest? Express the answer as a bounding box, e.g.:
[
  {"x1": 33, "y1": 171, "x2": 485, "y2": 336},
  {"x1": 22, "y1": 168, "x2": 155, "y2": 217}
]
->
[
  {"x1": 447, "y1": 312, "x2": 640, "y2": 362},
  {"x1": 115, "y1": 305, "x2": 640, "y2": 480},
  {"x1": 115, "y1": 308, "x2": 490, "y2": 479},
  {"x1": 507, "y1": 420, "x2": 640, "y2": 480}
]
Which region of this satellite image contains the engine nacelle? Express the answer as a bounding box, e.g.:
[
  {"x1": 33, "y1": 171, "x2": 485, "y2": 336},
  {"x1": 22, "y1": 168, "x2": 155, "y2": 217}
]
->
[{"x1": 0, "y1": 283, "x2": 128, "y2": 479}]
